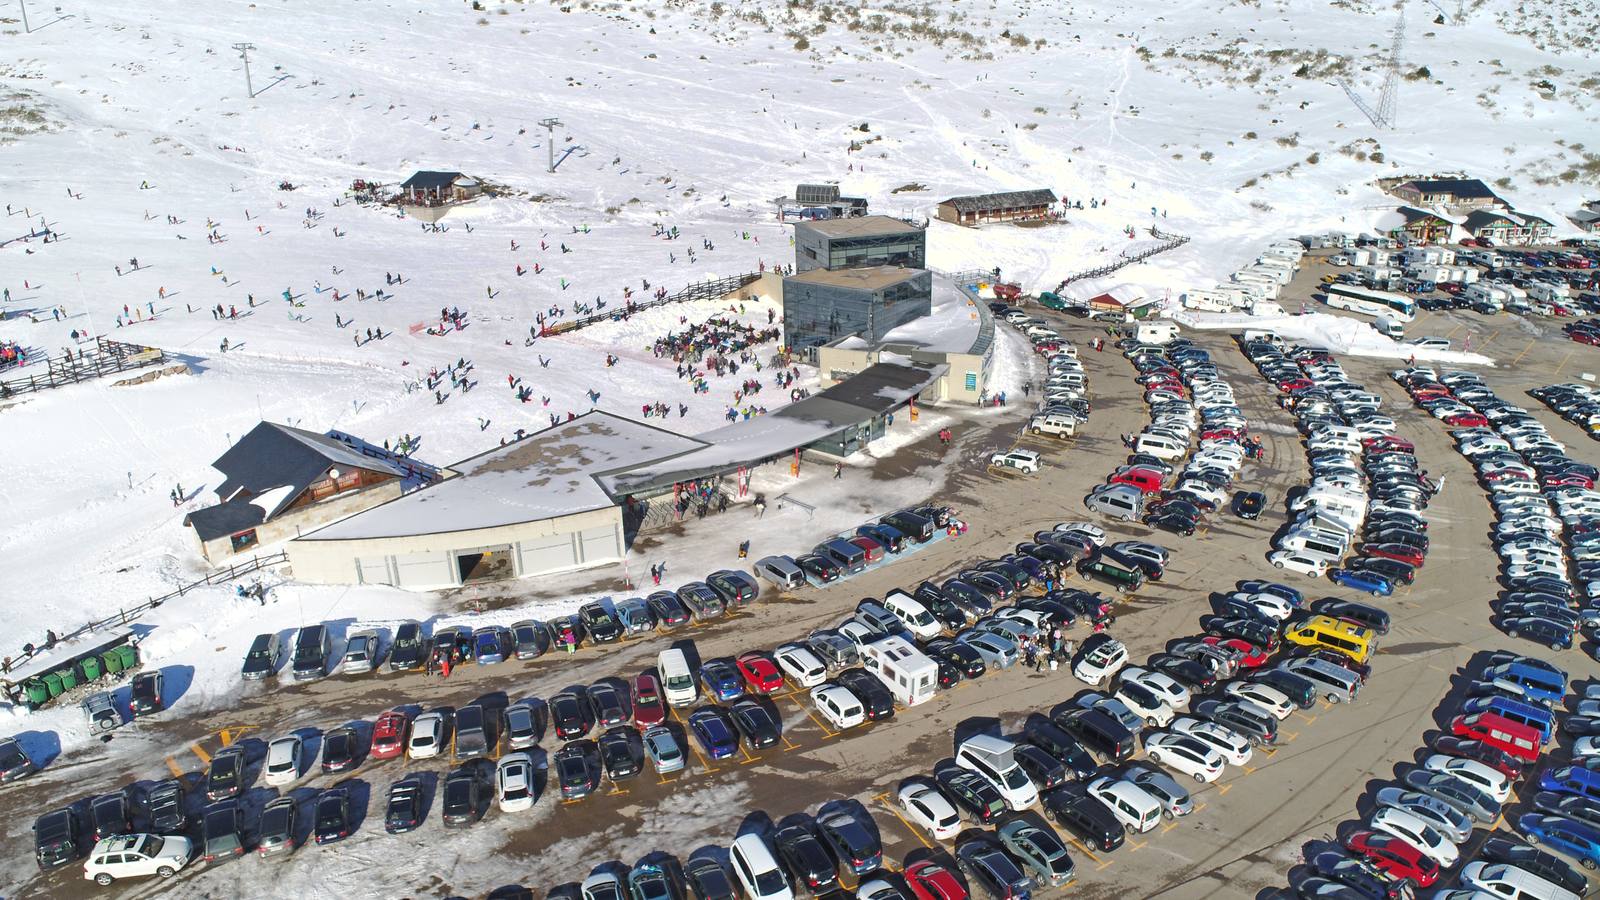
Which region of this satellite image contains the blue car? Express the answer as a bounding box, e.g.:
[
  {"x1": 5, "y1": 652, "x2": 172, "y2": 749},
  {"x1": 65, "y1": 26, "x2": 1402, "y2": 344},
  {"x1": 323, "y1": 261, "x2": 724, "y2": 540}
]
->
[
  {"x1": 1327, "y1": 568, "x2": 1394, "y2": 597},
  {"x1": 1518, "y1": 813, "x2": 1600, "y2": 869},
  {"x1": 1463, "y1": 695, "x2": 1554, "y2": 743},
  {"x1": 856, "y1": 523, "x2": 905, "y2": 554},
  {"x1": 1541, "y1": 766, "x2": 1600, "y2": 803},
  {"x1": 1485, "y1": 662, "x2": 1567, "y2": 706},
  {"x1": 699, "y1": 660, "x2": 743, "y2": 703},
  {"x1": 472, "y1": 627, "x2": 508, "y2": 665},
  {"x1": 688, "y1": 707, "x2": 738, "y2": 760}
]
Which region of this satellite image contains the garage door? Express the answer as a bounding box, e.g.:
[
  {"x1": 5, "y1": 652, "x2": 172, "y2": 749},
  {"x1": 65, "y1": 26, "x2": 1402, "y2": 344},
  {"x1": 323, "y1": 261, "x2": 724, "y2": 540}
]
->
[
  {"x1": 356, "y1": 556, "x2": 393, "y2": 586},
  {"x1": 519, "y1": 533, "x2": 577, "y2": 576},
  {"x1": 579, "y1": 525, "x2": 620, "y2": 564},
  {"x1": 393, "y1": 551, "x2": 454, "y2": 589}
]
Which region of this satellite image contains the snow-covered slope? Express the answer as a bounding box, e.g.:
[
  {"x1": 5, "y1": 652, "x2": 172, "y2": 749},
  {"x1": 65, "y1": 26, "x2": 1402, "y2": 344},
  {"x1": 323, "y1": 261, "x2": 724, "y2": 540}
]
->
[{"x1": 0, "y1": 0, "x2": 1592, "y2": 682}]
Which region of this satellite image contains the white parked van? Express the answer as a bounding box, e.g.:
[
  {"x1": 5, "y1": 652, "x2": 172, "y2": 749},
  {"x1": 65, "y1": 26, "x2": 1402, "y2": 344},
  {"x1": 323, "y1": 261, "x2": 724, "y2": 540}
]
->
[
  {"x1": 1135, "y1": 433, "x2": 1187, "y2": 460},
  {"x1": 882, "y1": 591, "x2": 943, "y2": 641},
  {"x1": 1086, "y1": 776, "x2": 1163, "y2": 833},
  {"x1": 658, "y1": 649, "x2": 697, "y2": 707},
  {"x1": 1461, "y1": 861, "x2": 1580, "y2": 900},
  {"x1": 1136, "y1": 322, "x2": 1179, "y2": 345},
  {"x1": 956, "y1": 735, "x2": 1039, "y2": 810},
  {"x1": 861, "y1": 635, "x2": 938, "y2": 706}
]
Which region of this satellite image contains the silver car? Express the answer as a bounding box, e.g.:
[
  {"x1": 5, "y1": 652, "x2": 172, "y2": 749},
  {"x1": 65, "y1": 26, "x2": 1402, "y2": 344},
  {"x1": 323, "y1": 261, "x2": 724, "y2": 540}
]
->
[
  {"x1": 1127, "y1": 764, "x2": 1194, "y2": 818},
  {"x1": 341, "y1": 630, "x2": 381, "y2": 674},
  {"x1": 642, "y1": 725, "x2": 685, "y2": 774},
  {"x1": 957, "y1": 630, "x2": 1018, "y2": 669},
  {"x1": 503, "y1": 702, "x2": 541, "y2": 751},
  {"x1": 1373, "y1": 787, "x2": 1474, "y2": 843}
]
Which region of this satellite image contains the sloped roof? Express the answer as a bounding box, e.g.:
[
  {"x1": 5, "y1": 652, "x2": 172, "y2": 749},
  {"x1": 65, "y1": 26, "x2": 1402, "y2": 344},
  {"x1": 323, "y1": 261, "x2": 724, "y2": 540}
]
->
[
  {"x1": 1397, "y1": 178, "x2": 1497, "y2": 200},
  {"x1": 401, "y1": 170, "x2": 465, "y2": 190},
  {"x1": 297, "y1": 411, "x2": 709, "y2": 541},
  {"x1": 938, "y1": 189, "x2": 1058, "y2": 212},
  {"x1": 1463, "y1": 209, "x2": 1522, "y2": 230},
  {"x1": 213, "y1": 422, "x2": 412, "y2": 519},
  {"x1": 184, "y1": 499, "x2": 266, "y2": 542}
]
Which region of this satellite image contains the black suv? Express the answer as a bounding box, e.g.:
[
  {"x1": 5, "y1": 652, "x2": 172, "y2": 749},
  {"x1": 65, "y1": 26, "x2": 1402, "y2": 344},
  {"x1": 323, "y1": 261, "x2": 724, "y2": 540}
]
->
[
  {"x1": 33, "y1": 807, "x2": 80, "y2": 870},
  {"x1": 579, "y1": 602, "x2": 624, "y2": 644},
  {"x1": 774, "y1": 821, "x2": 840, "y2": 895},
  {"x1": 835, "y1": 669, "x2": 895, "y2": 721},
  {"x1": 441, "y1": 763, "x2": 489, "y2": 827},
  {"x1": 1041, "y1": 784, "x2": 1125, "y2": 852},
  {"x1": 129, "y1": 670, "x2": 164, "y2": 717},
  {"x1": 954, "y1": 836, "x2": 1033, "y2": 900},
  {"x1": 146, "y1": 779, "x2": 188, "y2": 834},
  {"x1": 387, "y1": 622, "x2": 429, "y2": 671}
]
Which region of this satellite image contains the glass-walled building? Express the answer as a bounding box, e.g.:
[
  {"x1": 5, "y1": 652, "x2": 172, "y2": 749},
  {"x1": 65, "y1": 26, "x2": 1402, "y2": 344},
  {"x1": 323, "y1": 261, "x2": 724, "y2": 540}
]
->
[
  {"x1": 794, "y1": 216, "x2": 925, "y2": 274},
  {"x1": 782, "y1": 267, "x2": 933, "y2": 359}
]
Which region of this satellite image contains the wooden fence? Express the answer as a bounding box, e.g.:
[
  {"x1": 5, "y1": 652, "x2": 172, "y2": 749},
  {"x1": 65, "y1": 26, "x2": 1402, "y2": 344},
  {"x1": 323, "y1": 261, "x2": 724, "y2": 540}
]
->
[
  {"x1": 541, "y1": 272, "x2": 763, "y2": 337},
  {"x1": 2, "y1": 552, "x2": 287, "y2": 676},
  {"x1": 0, "y1": 337, "x2": 169, "y2": 398},
  {"x1": 1056, "y1": 227, "x2": 1191, "y2": 290}
]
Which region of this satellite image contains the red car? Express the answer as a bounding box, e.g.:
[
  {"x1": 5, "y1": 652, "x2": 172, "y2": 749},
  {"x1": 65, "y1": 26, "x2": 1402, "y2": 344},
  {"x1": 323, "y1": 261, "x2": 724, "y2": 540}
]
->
[
  {"x1": 1201, "y1": 427, "x2": 1244, "y2": 442},
  {"x1": 1110, "y1": 467, "x2": 1165, "y2": 494},
  {"x1": 1428, "y1": 735, "x2": 1524, "y2": 780},
  {"x1": 735, "y1": 651, "x2": 784, "y2": 694},
  {"x1": 905, "y1": 860, "x2": 968, "y2": 900},
  {"x1": 631, "y1": 672, "x2": 666, "y2": 728},
  {"x1": 1342, "y1": 830, "x2": 1439, "y2": 887},
  {"x1": 1483, "y1": 468, "x2": 1534, "y2": 484},
  {"x1": 1572, "y1": 331, "x2": 1600, "y2": 347},
  {"x1": 369, "y1": 710, "x2": 409, "y2": 760},
  {"x1": 1543, "y1": 472, "x2": 1596, "y2": 489},
  {"x1": 1276, "y1": 377, "x2": 1314, "y2": 393},
  {"x1": 1443, "y1": 412, "x2": 1489, "y2": 427},
  {"x1": 1358, "y1": 543, "x2": 1425, "y2": 567},
  {"x1": 1203, "y1": 636, "x2": 1269, "y2": 670},
  {"x1": 1363, "y1": 435, "x2": 1415, "y2": 453},
  {"x1": 849, "y1": 536, "x2": 885, "y2": 563}
]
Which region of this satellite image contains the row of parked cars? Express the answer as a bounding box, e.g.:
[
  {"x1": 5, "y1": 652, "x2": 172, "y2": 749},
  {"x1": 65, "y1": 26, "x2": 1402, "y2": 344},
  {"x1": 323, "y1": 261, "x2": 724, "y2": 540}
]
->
[
  {"x1": 988, "y1": 319, "x2": 1091, "y2": 475},
  {"x1": 1283, "y1": 652, "x2": 1600, "y2": 900},
  {"x1": 1238, "y1": 335, "x2": 1432, "y2": 597},
  {"x1": 1084, "y1": 333, "x2": 1253, "y2": 541},
  {"x1": 1530, "y1": 383, "x2": 1600, "y2": 442},
  {"x1": 1396, "y1": 368, "x2": 1600, "y2": 651}
]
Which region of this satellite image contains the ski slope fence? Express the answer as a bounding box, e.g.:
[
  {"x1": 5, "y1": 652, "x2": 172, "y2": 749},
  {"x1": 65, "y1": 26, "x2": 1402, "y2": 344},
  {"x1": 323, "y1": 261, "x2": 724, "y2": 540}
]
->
[
  {"x1": 541, "y1": 272, "x2": 764, "y2": 337},
  {"x1": 0, "y1": 337, "x2": 169, "y2": 398},
  {"x1": 1055, "y1": 227, "x2": 1191, "y2": 290}
]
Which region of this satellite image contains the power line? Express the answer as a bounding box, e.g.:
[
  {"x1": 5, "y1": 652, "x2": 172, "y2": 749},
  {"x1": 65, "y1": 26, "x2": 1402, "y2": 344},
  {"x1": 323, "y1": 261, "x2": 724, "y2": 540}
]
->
[
  {"x1": 232, "y1": 42, "x2": 256, "y2": 99},
  {"x1": 1337, "y1": 6, "x2": 1405, "y2": 130}
]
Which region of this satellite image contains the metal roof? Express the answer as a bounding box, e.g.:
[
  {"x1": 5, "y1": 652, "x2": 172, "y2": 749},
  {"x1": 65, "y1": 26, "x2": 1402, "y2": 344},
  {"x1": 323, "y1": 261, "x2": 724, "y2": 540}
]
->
[
  {"x1": 795, "y1": 215, "x2": 921, "y2": 239},
  {"x1": 796, "y1": 184, "x2": 841, "y2": 204},
  {"x1": 400, "y1": 170, "x2": 465, "y2": 190},
  {"x1": 1397, "y1": 178, "x2": 1497, "y2": 200},
  {"x1": 184, "y1": 499, "x2": 267, "y2": 542},
  {"x1": 212, "y1": 422, "x2": 412, "y2": 520},
  {"x1": 785, "y1": 265, "x2": 926, "y2": 291},
  {"x1": 938, "y1": 189, "x2": 1057, "y2": 213}
]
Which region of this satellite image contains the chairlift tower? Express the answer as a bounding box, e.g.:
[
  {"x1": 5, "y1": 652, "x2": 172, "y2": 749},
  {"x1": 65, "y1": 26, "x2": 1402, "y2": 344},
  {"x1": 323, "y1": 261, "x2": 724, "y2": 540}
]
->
[
  {"x1": 540, "y1": 117, "x2": 563, "y2": 174},
  {"x1": 1337, "y1": 7, "x2": 1405, "y2": 129},
  {"x1": 233, "y1": 42, "x2": 257, "y2": 98}
]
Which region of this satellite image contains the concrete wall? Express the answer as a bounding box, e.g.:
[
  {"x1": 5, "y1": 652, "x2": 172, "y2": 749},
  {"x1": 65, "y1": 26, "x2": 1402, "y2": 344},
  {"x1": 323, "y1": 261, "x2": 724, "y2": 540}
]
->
[
  {"x1": 816, "y1": 344, "x2": 991, "y2": 405},
  {"x1": 285, "y1": 505, "x2": 624, "y2": 591},
  {"x1": 727, "y1": 271, "x2": 784, "y2": 305}
]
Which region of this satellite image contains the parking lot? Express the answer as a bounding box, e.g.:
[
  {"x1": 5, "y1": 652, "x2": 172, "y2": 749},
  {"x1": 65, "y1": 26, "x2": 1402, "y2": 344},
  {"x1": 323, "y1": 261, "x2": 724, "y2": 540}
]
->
[{"x1": 6, "y1": 264, "x2": 1600, "y2": 899}]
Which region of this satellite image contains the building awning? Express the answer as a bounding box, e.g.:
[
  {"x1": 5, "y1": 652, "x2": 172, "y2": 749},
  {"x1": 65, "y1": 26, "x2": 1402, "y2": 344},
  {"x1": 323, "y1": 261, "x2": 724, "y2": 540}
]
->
[{"x1": 400, "y1": 171, "x2": 465, "y2": 191}]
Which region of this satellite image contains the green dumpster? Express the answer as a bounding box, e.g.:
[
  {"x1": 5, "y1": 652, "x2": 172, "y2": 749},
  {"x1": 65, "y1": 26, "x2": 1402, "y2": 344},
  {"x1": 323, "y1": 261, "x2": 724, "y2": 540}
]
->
[
  {"x1": 24, "y1": 679, "x2": 49, "y2": 707},
  {"x1": 56, "y1": 668, "x2": 78, "y2": 692},
  {"x1": 42, "y1": 672, "x2": 63, "y2": 698},
  {"x1": 101, "y1": 649, "x2": 125, "y2": 675},
  {"x1": 81, "y1": 656, "x2": 104, "y2": 682},
  {"x1": 113, "y1": 645, "x2": 137, "y2": 671}
]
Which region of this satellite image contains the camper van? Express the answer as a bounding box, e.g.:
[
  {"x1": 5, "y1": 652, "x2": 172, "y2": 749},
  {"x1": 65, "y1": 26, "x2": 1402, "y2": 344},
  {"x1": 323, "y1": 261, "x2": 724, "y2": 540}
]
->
[
  {"x1": 1249, "y1": 299, "x2": 1286, "y2": 317},
  {"x1": 1136, "y1": 322, "x2": 1179, "y2": 345},
  {"x1": 1181, "y1": 290, "x2": 1234, "y2": 312},
  {"x1": 956, "y1": 734, "x2": 1039, "y2": 810},
  {"x1": 861, "y1": 636, "x2": 939, "y2": 707}
]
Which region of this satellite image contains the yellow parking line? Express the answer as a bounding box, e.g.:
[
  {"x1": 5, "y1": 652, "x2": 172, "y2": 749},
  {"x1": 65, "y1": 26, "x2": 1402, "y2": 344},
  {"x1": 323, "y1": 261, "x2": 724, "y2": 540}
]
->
[
  {"x1": 784, "y1": 693, "x2": 838, "y2": 738},
  {"x1": 1161, "y1": 820, "x2": 1182, "y2": 834},
  {"x1": 1065, "y1": 836, "x2": 1101, "y2": 864},
  {"x1": 164, "y1": 756, "x2": 185, "y2": 778},
  {"x1": 1241, "y1": 765, "x2": 1257, "y2": 775},
  {"x1": 1192, "y1": 803, "x2": 1207, "y2": 814},
  {"x1": 1216, "y1": 783, "x2": 1232, "y2": 795},
  {"x1": 1554, "y1": 349, "x2": 1577, "y2": 377},
  {"x1": 1280, "y1": 731, "x2": 1299, "y2": 742},
  {"x1": 189, "y1": 742, "x2": 212, "y2": 765},
  {"x1": 1128, "y1": 838, "x2": 1149, "y2": 852},
  {"x1": 1510, "y1": 340, "x2": 1536, "y2": 366},
  {"x1": 1295, "y1": 712, "x2": 1318, "y2": 724}
]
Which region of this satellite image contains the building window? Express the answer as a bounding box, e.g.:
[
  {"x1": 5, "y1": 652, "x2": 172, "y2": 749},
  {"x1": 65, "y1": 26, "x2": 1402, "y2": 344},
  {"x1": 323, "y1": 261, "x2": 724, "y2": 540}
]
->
[
  {"x1": 964, "y1": 372, "x2": 978, "y2": 390},
  {"x1": 230, "y1": 529, "x2": 259, "y2": 552}
]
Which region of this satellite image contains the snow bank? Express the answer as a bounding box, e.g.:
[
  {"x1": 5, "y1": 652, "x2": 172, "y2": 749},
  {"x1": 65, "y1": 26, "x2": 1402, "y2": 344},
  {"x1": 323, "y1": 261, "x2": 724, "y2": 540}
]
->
[{"x1": 1174, "y1": 310, "x2": 1495, "y2": 366}]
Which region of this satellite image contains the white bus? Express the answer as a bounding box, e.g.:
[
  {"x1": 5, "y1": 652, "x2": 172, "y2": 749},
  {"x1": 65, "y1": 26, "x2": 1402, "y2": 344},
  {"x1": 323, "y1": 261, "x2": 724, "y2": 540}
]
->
[{"x1": 1321, "y1": 283, "x2": 1416, "y2": 323}]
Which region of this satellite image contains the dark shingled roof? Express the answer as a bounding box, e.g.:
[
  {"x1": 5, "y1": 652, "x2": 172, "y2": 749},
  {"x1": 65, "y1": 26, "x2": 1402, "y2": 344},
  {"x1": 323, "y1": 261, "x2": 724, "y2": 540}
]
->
[
  {"x1": 1462, "y1": 209, "x2": 1518, "y2": 230},
  {"x1": 939, "y1": 189, "x2": 1057, "y2": 213},
  {"x1": 184, "y1": 499, "x2": 266, "y2": 542},
  {"x1": 212, "y1": 422, "x2": 411, "y2": 520},
  {"x1": 401, "y1": 170, "x2": 465, "y2": 191},
  {"x1": 1399, "y1": 178, "x2": 1497, "y2": 201}
]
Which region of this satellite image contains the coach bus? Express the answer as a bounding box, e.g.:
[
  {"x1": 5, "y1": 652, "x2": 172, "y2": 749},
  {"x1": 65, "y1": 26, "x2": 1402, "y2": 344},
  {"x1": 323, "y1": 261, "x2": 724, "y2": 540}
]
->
[{"x1": 1321, "y1": 283, "x2": 1416, "y2": 323}]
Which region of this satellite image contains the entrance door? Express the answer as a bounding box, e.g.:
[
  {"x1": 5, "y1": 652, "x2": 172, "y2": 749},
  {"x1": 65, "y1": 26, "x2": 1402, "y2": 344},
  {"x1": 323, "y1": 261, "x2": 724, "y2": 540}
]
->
[{"x1": 455, "y1": 544, "x2": 514, "y2": 584}]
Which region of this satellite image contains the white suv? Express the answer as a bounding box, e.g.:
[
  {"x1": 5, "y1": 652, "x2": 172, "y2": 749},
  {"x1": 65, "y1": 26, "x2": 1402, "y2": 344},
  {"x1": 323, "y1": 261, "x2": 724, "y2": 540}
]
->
[
  {"x1": 990, "y1": 450, "x2": 1042, "y2": 474},
  {"x1": 83, "y1": 834, "x2": 193, "y2": 885}
]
